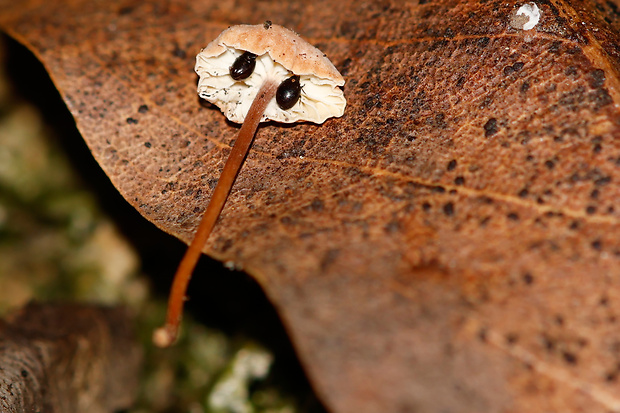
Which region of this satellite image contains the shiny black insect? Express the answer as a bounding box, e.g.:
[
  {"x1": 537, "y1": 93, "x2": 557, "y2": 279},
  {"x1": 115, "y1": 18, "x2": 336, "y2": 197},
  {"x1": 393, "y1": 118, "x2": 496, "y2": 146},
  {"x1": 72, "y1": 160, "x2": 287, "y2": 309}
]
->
[
  {"x1": 276, "y1": 75, "x2": 301, "y2": 110},
  {"x1": 230, "y1": 52, "x2": 257, "y2": 80}
]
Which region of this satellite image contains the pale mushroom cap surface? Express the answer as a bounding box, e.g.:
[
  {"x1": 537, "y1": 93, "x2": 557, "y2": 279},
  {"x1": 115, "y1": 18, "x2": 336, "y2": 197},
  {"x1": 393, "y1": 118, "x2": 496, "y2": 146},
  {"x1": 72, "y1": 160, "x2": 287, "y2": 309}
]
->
[{"x1": 195, "y1": 23, "x2": 346, "y2": 124}]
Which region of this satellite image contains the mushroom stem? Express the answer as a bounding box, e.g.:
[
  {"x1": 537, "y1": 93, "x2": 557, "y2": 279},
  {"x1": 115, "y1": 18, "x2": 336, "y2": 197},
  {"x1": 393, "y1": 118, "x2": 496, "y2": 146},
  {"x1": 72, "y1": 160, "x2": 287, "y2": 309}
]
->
[{"x1": 153, "y1": 79, "x2": 279, "y2": 347}]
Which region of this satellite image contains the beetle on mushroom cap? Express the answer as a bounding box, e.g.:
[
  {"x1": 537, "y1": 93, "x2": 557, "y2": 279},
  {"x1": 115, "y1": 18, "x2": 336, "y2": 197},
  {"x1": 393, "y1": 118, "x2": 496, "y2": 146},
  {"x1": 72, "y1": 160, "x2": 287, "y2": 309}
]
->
[{"x1": 195, "y1": 23, "x2": 346, "y2": 124}]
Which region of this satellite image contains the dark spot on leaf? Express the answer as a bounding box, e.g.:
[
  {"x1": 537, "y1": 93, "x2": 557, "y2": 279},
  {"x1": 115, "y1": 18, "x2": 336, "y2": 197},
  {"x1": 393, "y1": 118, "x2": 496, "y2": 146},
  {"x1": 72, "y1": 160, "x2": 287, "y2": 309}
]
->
[
  {"x1": 205, "y1": 178, "x2": 217, "y2": 189},
  {"x1": 172, "y1": 44, "x2": 187, "y2": 59},
  {"x1": 518, "y1": 188, "x2": 529, "y2": 198},
  {"x1": 586, "y1": 205, "x2": 597, "y2": 215},
  {"x1": 562, "y1": 351, "x2": 578, "y2": 365},
  {"x1": 144, "y1": 142, "x2": 151, "y2": 148},
  {"x1": 126, "y1": 117, "x2": 138, "y2": 124},
  {"x1": 588, "y1": 68, "x2": 606, "y2": 88},
  {"x1": 505, "y1": 333, "x2": 519, "y2": 345},
  {"x1": 484, "y1": 118, "x2": 498, "y2": 137},
  {"x1": 310, "y1": 198, "x2": 324, "y2": 212},
  {"x1": 384, "y1": 220, "x2": 401, "y2": 233},
  {"x1": 428, "y1": 39, "x2": 449, "y2": 52},
  {"x1": 20, "y1": 370, "x2": 28, "y2": 378},
  {"x1": 520, "y1": 81, "x2": 530, "y2": 93},
  {"x1": 447, "y1": 159, "x2": 457, "y2": 171},
  {"x1": 118, "y1": 6, "x2": 133, "y2": 15},
  {"x1": 220, "y1": 238, "x2": 233, "y2": 252},
  {"x1": 591, "y1": 239, "x2": 602, "y2": 250},
  {"x1": 339, "y1": 57, "x2": 352, "y2": 76},
  {"x1": 544, "y1": 160, "x2": 555, "y2": 169},
  {"x1": 565, "y1": 66, "x2": 578, "y2": 76},
  {"x1": 606, "y1": 370, "x2": 618, "y2": 382},
  {"x1": 165, "y1": 181, "x2": 176, "y2": 191},
  {"x1": 507, "y1": 212, "x2": 519, "y2": 221},
  {"x1": 523, "y1": 273, "x2": 534, "y2": 285},
  {"x1": 479, "y1": 96, "x2": 493, "y2": 109},
  {"x1": 320, "y1": 249, "x2": 340, "y2": 271},
  {"x1": 363, "y1": 94, "x2": 382, "y2": 109},
  {"x1": 595, "y1": 176, "x2": 611, "y2": 186},
  {"x1": 559, "y1": 86, "x2": 586, "y2": 109},
  {"x1": 138, "y1": 104, "x2": 148, "y2": 113},
  {"x1": 428, "y1": 113, "x2": 447, "y2": 128},
  {"x1": 443, "y1": 202, "x2": 454, "y2": 216},
  {"x1": 422, "y1": 202, "x2": 431, "y2": 212},
  {"x1": 543, "y1": 335, "x2": 555, "y2": 351},
  {"x1": 548, "y1": 41, "x2": 561, "y2": 53}
]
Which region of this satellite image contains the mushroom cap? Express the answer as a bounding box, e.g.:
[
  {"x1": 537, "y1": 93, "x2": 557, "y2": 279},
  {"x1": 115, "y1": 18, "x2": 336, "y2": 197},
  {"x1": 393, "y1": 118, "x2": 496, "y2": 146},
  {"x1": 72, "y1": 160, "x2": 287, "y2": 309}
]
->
[{"x1": 195, "y1": 24, "x2": 346, "y2": 124}]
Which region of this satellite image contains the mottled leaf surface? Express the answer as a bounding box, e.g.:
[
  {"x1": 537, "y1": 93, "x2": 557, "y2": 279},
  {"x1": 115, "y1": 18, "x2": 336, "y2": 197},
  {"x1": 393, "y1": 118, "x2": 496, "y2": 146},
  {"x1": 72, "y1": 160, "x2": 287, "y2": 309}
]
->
[{"x1": 2, "y1": 0, "x2": 620, "y2": 411}]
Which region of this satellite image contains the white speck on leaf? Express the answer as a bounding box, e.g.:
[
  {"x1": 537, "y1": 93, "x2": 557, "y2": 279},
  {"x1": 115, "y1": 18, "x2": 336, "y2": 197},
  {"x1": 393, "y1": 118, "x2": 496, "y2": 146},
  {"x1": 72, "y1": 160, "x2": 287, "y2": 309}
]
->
[{"x1": 515, "y1": 3, "x2": 541, "y2": 30}]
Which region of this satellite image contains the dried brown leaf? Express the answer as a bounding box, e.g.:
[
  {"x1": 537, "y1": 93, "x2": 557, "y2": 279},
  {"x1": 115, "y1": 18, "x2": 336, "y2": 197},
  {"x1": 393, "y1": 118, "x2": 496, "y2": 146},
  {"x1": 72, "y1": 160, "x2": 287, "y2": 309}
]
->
[
  {"x1": 0, "y1": 303, "x2": 141, "y2": 413},
  {"x1": 2, "y1": 0, "x2": 620, "y2": 412}
]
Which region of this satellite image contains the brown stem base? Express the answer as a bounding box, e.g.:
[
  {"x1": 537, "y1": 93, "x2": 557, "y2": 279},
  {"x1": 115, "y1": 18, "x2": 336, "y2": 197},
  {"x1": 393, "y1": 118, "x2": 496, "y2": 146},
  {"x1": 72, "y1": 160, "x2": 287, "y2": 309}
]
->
[{"x1": 153, "y1": 79, "x2": 279, "y2": 348}]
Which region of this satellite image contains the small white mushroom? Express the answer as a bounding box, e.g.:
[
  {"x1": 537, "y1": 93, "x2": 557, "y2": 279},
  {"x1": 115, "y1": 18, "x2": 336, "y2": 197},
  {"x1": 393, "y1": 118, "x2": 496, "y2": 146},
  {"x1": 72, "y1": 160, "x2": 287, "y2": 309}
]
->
[
  {"x1": 195, "y1": 23, "x2": 346, "y2": 124},
  {"x1": 154, "y1": 23, "x2": 346, "y2": 347}
]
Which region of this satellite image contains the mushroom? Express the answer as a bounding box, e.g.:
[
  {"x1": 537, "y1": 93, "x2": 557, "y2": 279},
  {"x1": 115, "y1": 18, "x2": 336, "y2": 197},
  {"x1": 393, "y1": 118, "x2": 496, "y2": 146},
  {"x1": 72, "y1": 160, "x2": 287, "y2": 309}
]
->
[{"x1": 153, "y1": 23, "x2": 346, "y2": 347}]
